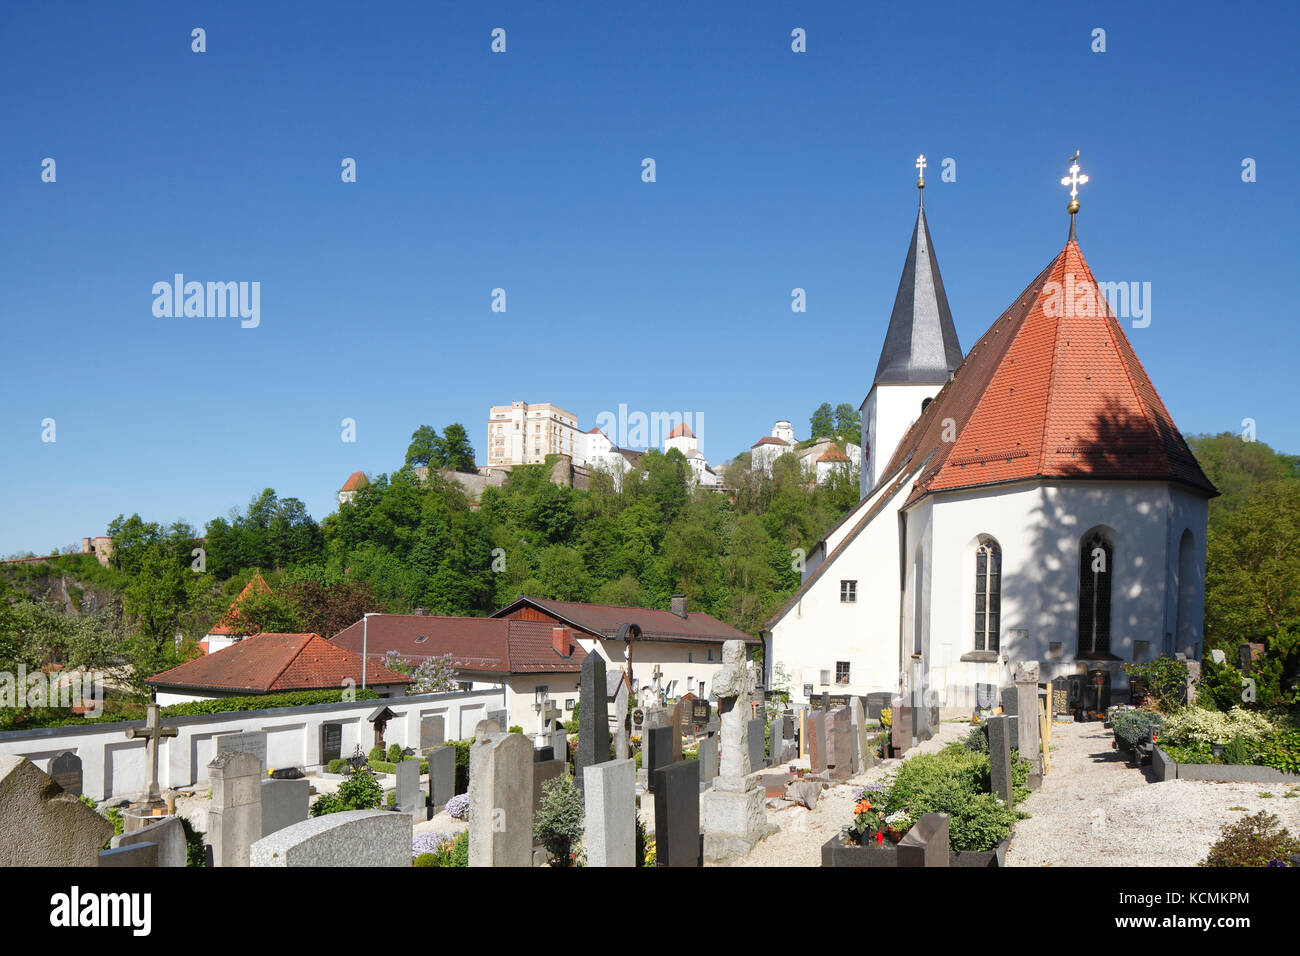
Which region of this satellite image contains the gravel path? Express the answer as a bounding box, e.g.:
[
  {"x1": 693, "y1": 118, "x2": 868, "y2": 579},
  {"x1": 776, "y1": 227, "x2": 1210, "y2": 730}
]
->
[
  {"x1": 1006, "y1": 720, "x2": 1300, "y2": 867},
  {"x1": 725, "y1": 721, "x2": 971, "y2": 867}
]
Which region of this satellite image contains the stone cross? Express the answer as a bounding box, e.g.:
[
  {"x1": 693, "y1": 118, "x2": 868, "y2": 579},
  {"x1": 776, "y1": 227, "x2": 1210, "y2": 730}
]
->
[
  {"x1": 127, "y1": 703, "x2": 177, "y2": 804},
  {"x1": 712, "y1": 640, "x2": 756, "y2": 784}
]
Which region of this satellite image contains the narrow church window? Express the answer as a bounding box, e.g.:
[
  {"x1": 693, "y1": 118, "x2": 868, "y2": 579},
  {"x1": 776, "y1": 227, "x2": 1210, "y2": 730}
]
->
[
  {"x1": 974, "y1": 539, "x2": 1001, "y2": 652},
  {"x1": 840, "y1": 580, "x2": 857, "y2": 603},
  {"x1": 1078, "y1": 531, "x2": 1113, "y2": 657}
]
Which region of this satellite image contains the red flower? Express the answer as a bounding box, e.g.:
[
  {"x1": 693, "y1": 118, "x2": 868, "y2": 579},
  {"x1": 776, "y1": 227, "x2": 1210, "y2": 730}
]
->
[{"x1": 875, "y1": 831, "x2": 884, "y2": 845}]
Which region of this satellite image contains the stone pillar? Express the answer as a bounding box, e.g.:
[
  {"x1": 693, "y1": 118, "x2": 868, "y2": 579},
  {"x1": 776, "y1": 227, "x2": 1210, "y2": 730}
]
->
[
  {"x1": 1014, "y1": 661, "x2": 1042, "y2": 785},
  {"x1": 582, "y1": 758, "x2": 635, "y2": 867},
  {"x1": 987, "y1": 715, "x2": 1013, "y2": 806},
  {"x1": 468, "y1": 733, "x2": 533, "y2": 867},
  {"x1": 576, "y1": 654, "x2": 609, "y2": 794},
  {"x1": 207, "y1": 751, "x2": 262, "y2": 867}
]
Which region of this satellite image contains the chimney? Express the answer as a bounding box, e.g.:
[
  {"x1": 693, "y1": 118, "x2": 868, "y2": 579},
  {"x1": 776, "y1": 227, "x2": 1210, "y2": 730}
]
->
[
  {"x1": 552, "y1": 627, "x2": 572, "y2": 657},
  {"x1": 414, "y1": 608, "x2": 429, "y2": 617},
  {"x1": 670, "y1": 594, "x2": 688, "y2": 619}
]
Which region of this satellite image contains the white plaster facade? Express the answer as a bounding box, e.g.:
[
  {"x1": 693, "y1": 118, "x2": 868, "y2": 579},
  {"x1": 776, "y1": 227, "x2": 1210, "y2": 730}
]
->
[{"x1": 860, "y1": 381, "x2": 945, "y2": 495}]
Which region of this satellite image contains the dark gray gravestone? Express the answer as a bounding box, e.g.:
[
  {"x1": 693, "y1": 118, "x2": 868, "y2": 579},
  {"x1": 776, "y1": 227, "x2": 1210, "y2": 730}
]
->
[
  {"x1": 1050, "y1": 677, "x2": 1070, "y2": 716},
  {"x1": 260, "y1": 778, "x2": 310, "y2": 837},
  {"x1": 828, "y1": 706, "x2": 853, "y2": 780},
  {"x1": 98, "y1": 843, "x2": 158, "y2": 867},
  {"x1": 217, "y1": 731, "x2": 268, "y2": 773},
  {"x1": 897, "y1": 812, "x2": 949, "y2": 867},
  {"x1": 987, "y1": 715, "x2": 1013, "y2": 806},
  {"x1": 746, "y1": 718, "x2": 766, "y2": 771},
  {"x1": 698, "y1": 732, "x2": 718, "y2": 791},
  {"x1": 532, "y1": 759, "x2": 567, "y2": 814},
  {"x1": 1000, "y1": 687, "x2": 1020, "y2": 751},
  {"x1": 420, "y1": 715, "x2": 445, "y2": 753},
  {"x1": 49, "y1": 752, "x2": 83, "y2": 796},
  {"x1": 321, "y1": 723, "x2": 343, "y2": 764},
  {"x1": 428, "y1": 744, "x2": 455, "y2": 813},
  {"x1": 395, "y1": 759, "x2": 421, "y2": 818},
  {"x1": 652, "y1": 761, "x2": 700, "y2": 867},
  {"x1": 534, "y1": 746, "x2": 555, "y2": 762},
  {"x1": 576, "y1": 654, "x2": 609, "y2": 794},
  {"x1": 865, "y1": 693, "x2": 891, "y2": 720},
  {"x1": 644, "y1": 725, "x2": 674, "y2": 792}
]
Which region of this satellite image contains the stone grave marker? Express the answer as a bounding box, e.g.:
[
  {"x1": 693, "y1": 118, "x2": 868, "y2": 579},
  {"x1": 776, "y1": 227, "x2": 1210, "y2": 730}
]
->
[
  {"x1": 217, "y1": 731, "x2": 268, "y2": 775},
  {"x1": 320, "y1": 722, "x2": 343, "y2": 764},
  {"x1": 1051, "y1": 677, "x2": 1070, "y2": 716},
  {"x1": 127, "y1": 703, "x2": 177, "y2": 807},
  {"x1": 251, "y1": 810, "x2": 410, "y2": 866},
  {"x1": 420, "y1": 715, "x2": 445, "y2": 754},
  {"x1": 746, "y1": 717, "x2": 766, "y2": 771},
  {"x1": 113, "y1": 814, "x2": 187, "y2": 867},
  {"x1": 643, "y1": 725, "x2": 674, "y2": 792},
  {"x1": 549, "y1": 722, "x2": 569, "y2": 763},
  {"x1": 698, "y1": 731, "x2": 718, "y2": 791},
  {"x1": 806, "y1": 710, "x2": 827, "y2": 771},
  {"x1": 0, "y1": 754, "x2": 113, "y2": 866},
  {"x1": 49, "y1": 751, "x2": 83, "y2": 796},
  {"x1": 865, "y1": 692, "x2": 891, "y2": 720},
  {"x1": 428, "y1": 744, "x2": 456, "y2": 813},
  {"x1": 608, "y1": 671, "x2": 629, "y2": 760},
  {"x1": 1000, "y1": 686, "x2": 1020, "y2": 749},
  {"x1": 827, "y1": 706, "x2": 854, "y2": 780},
  {"x1": 486, "y1": 709, "x2": 508, "y2": 731},
  {"x1": 583, "y1": 758, "x2": 635, "y2": 867},
  {"x1": 395, "y1": 759, "x2": 422, "y2": 821},
  {"x1": 474, "y1": 718, "x2": 502, "y2": 737},
  {"x1": 532, "y1": 758, "x2": 567, "y2": 815},
  {"x1": 897, "y1": 812, "x2": 949, "y2": 867},
  {"x1": 98, "y1": 843, "x2": 159, "y2": 867},
  {"x1": 261, "y1": 779, "x2": 310, "y2": 837},
  {"x1": 1014, "y1": 661, "x2": 1042, "y2": 781},
  {"x1": 207, "y1": 750, "x2": 262, "y2": 867},
  {"x1": 988, "y1": 715, "x2": 1013, "y2": 806},
  {"x1": 576, "y1": 654, "x2": 609, "y2": 794},
  {"x1": 468, "y1": 733, "x2": 532, "y2": 867},
  {"x1": 652, "y1": 761, "x2": 700, "y2": 867},
  {"x1": 534, "y1": 745, "x2": 555, "y2": 762},
  {"x1": 668, "y1": 701, "x2": 684, "y2": 762},
  {"x1": 851, "y1": 698, "x2": 874, "y2": 772}
]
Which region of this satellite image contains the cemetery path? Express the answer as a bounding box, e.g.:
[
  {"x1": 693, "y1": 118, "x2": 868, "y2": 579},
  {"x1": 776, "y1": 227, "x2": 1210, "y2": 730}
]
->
[
  {"x1": 1005, "y1": 720, "x2": 1300, "y2": 866},
  {"x1": 724, "y1": 720, "x2": 971, "y2": 867}
]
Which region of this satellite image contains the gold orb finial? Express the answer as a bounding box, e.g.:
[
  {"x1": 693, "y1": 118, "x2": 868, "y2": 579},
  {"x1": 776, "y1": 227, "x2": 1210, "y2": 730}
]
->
[{"x1": 915, "y1": 153, "x2": 926, "y2": 190}]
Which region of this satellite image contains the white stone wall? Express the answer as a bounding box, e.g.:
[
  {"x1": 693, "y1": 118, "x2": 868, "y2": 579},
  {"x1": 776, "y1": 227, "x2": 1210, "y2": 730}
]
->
[
  {"x1": 861, "y1": 382, "x2": 944, "y2": 495},
  {"x1": 0, "y1": 688, "x2": 504, "y2": 801}
]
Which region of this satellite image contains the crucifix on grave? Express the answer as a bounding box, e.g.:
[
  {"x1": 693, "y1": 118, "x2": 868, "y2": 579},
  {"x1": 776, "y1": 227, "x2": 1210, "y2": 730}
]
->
[{"x1": 126, "y1": 703, "x2": 177, "y2": 807}]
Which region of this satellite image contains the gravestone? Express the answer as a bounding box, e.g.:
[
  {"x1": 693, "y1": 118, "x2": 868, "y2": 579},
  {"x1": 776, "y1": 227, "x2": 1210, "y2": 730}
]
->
[
  {"x1": 251, "y1": 810, "x2": 410, "y2": 866},
  {"x1": 698, "y1": 732, "x2": 718, "y2": 791},
  {"x1": 608, "y1": 671, "x2": 629, "y2": 760},
  {"x1": 420, "y1": 715, "x2": 445, "y2": 754},
  {"x1": 1000, "y1": 686, "x2": 1020, "y2": 750},
  {"x1": 486, "y1": 709, "x2": 508, "y2": 731},
  {"x1": 891, "y1": 698, "x2": 915, "y2": 753},
  {"x1": 987, "y1": 716, "x2": 1014, "y2": 807},
  {"x1": 746, "y1": 718, "x2": 766, "y2": 771},
  {"x1": 549, "y1": 723, "x2": 569, "y2": 763},
  {"x1": 395, "y1": 759, "x2": 422, "y2": 821},
  {"x1": 1014, "y1": 661, "x2": 1042, "y2": 782},
  {"x1": 532, "y1": 759, "x2": 567, "y2": 815},
  {"x1": 534, "y1": 746, "x2": 555, "y2": 762},
  {"x1": 643, "y1": 725, "x2": 674, "y2": 792},
  {"x1": 216, "y1": 731, "x2": 268, "y2": 774},
  {"x1": 474, "y1": 718, "x2": 502, "y2": 737},
  {"x1": 768, "y1": 717, "x2": 785, "y2": 766},
  {"x1": 0, "y1": 755, "x2": 113, "y2": 866},
  {"x1": 668, "y1": 701, "x2": 684, "y2": 762},
  {"x1": 113, "y1": 814, "x2": 187, "y2": 867},
  {"x1": 261, "y1": 779, "x2": 310, "y2": 837},
  {"x1": 468, "y1": 733, "x2": 533, "y2": 867},
  {"x1": 428, "y1": 744, "x2": 456, "y2": 813},
  {"x1": 827, "y1": 706, "x2": 854, "y2": 780},
  {"x1": 691, "y1": 698, "x2": 711, "y2": 733},
  {"x1": 850, "y1": 698, "x2": 874, "y2": 772},
  {"x1": 576, "y1": 654, "x2": 610, "y2": 794},
  {"x1": 49, "y1": 751, "x2": 83, "y2": 796},
  {"x1": 320, "y1": 723, "x2": 343, "y2": 764},
  {"x1": 897, "y1": 812, "x2": 950, "y2": 867},
  {"x1": 701, "y1": 640, "x2": 776, "y2": 863},
  {"x1": 207, "y1": 751, "x2": 262, "y2": 867},
  {"x1": 1085, "y1": 669, "x2": 1111, "y2": 714},
  {"x1": 653, "y1": 761, "x2": 700, "y2": 867},
  {"x1": 975, "y1": 683, "x2": 998, "y2": 712},
  {"x1": 806, "y1": 710, "x2": 828, "y2": 771},
  {"x1": 865, "y1": 693, "x2": 891, "y2": 720},
  {"x1": 126, "y1": 703, "x2": 177, "y2": 808},
  {"x1": 98, "y1": 843, "x2": 159, "y2": 867},
  {"x1": 583, "y1": 758, "x2": 635, "y2": 867},
  {"x1": 1051, "y1": 677, "x2": 1070, "y2": 716}
]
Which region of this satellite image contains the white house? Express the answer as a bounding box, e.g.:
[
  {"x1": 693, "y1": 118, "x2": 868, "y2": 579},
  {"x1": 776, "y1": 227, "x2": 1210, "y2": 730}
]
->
[{"x1": 764, "y1": 180, "x2": 1216, "y2": 741}]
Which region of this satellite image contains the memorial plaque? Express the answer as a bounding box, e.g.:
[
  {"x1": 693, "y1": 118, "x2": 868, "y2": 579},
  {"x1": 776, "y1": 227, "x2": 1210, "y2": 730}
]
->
[
  {"x1": 49, "y1": 751, "x2": 83, "y2": 796},
  {"x1": 217, "y1": 731, "x2": 268, "y2": 773},
  {"x1": 321, "y1": 723, "x2": 343, "y2": 764},
  {"x1": 1051, "y1": 676, "x2": 1070, "y2": 714},
  {"x1": 691, "y1": 699, "x2": 711, "y2": 725}
]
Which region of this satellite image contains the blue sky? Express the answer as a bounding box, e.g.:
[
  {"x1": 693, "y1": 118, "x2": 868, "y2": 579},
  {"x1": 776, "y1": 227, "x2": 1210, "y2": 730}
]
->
[{"x1": 2, "y1": 1, "x2": 1296, "y2": 555}]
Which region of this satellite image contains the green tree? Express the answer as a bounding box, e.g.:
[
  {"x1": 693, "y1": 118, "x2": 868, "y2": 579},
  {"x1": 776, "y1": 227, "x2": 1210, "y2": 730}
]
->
[
  {"x1": 833, "y1": 403, "x2": 862, "y2": 447},
  {"x1": 436, "y1": 424, "x2": 478, "y2": 473},
  {"x1": 809, "y1": 403, "x2": 835, "y2": 440},
  {"x1": 405, "y1": 425, "x2": 441, "y2": 467}
]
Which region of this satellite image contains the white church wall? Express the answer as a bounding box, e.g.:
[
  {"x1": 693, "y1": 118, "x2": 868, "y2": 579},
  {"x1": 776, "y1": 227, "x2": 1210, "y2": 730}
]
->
[{"x1": 861, "y1": 382, "x2": 943, "y2": 494}]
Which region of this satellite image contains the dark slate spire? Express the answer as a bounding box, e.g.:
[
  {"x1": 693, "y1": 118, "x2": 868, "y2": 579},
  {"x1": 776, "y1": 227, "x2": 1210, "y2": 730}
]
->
[{"x1": 871, "y1": 201, "x2": 964, "y2": 386}]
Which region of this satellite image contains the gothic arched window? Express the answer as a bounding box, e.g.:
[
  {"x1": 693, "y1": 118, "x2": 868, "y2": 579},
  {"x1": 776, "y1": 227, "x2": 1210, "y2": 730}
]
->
[
  {"x1": 974, "y1": 538, "x2": 1001, "y2": 652},
  {"x1": 1078, "y1": 531, "x2": 1113, "y2": 657}
]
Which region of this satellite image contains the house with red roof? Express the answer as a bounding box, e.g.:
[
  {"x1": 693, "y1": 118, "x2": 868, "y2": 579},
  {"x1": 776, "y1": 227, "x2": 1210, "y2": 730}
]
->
[
  {"x1": 764, "y1": 163, "x2": 1216, "y2": 742},
  {"x1": 148, "y1": 632, "x2": 411, "y2": 705},
  {"x1": 330, "y1": 612, "x2": 587, "y2": 732},
  {"x1": 492, "y1": 595, "x2": 760, "y2": 703},
  {"x1": 200, "y1": 573, "x2": 272, "y2": 655},
  {"x1": 338, "y1": 471, "x2": 369, "y2": 507}
]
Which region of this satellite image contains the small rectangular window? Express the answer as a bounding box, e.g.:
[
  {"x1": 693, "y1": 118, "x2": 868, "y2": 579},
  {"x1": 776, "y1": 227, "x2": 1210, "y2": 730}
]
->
[
  {"x1": 819, "y1": 669, "x2": 831, "y2": 685},
  {"x1": 835, "y1": 661, "x2": 850, "y2": 685},
  {"x1": 840, "y1": 580, "x2": 857, "y2": 603}
]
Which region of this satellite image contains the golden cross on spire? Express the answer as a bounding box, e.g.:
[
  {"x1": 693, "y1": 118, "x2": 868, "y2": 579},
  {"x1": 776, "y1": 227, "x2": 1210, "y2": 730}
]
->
[
  {"x1": 915, "y1": 154, "x2": 927, "y2": 188},
  {"x1": 1061, "y1": 150, "x2": 1088, "y2": 214}
]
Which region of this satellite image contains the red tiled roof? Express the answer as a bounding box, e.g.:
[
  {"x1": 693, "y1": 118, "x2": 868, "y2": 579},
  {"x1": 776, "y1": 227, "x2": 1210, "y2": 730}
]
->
[
  {"x1": 207, "y1": 573, "x2": 272, "y2": 636},
  {"x1": 587, "y1": 427, "x2": 605, "y2": 435},
  {"x1": 666, "y1": 423, "x2": 695, "y2": 440},
  {"x1": 818, "y1": 445, "x2": 851, "y2": 463},
  {"x1": 330, "y1": 615, "x2": 587, "y2": 674},
  {"x1": 752, "y1": 436, "x2": 789, "y2": 447},
  {"x1": 493, "y1": 596, "x2": 759, "y2": 645},
  {"x1": 340, "y1": 471, "x2": 369, "y2": 492},
  {"x1": 147, "y1": 633, "x2": 410, "y2": 693},
  {"x1": 879, "y1": 240, "x2": 1215, "y2": 504}
]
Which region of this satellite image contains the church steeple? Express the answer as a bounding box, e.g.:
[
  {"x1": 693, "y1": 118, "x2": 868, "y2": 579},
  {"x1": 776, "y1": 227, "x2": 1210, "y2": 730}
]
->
[{"x1": 872, "y1": 167, "x2": 964, "y2": 386}]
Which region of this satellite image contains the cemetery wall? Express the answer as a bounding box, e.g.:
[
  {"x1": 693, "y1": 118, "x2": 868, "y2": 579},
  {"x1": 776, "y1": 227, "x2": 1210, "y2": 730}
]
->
[{"x1": 0, "y1": 688, "x2": 504, "y2": 801}]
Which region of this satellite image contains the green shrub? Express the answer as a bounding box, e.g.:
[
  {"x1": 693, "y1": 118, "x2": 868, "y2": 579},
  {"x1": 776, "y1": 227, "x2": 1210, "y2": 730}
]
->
[
  {"x1": 412, "y1": 829, "x2": 469, "y2": 867},
  {"x1": 533, "y1": 774, "x2": 584, "y2": 866},
  {"x1": 327, "y1": 759, "x2": 349, "y2": 774},
  {"x1": 386, "y1": 744, "x2": 404, "y2": 763},
  {"x1": 949, "y1": 792, "x2": 1019, "y2": 852},
  {"x1": 1201, "y1": 812, "x2": 1300, "y2": 867},
  {"x1": 1161, "y1": 741, "x2": 1213, "y2": 764},
  {"x1": 162, "y1": 688, "x2": 378, "y2": 718},
  {"x1": 1223, "y1": 735, "x2": 1251, "y2": 766},
  {"x1": 368, "y1": 745, "x2": 386, "y2": 763},
  {"x1": 181, "y1": 817, "x2": 207, "y2": 867},
  {"x1": 1160, "y1": 706, "x2": 1275, "y2": 748},
  {"x1": 964, "y1": 724, "x2": 989, "y2": 753},
  {"x1": 311, "y1": 765, "x2": 383, "y2": 816},
  {"x1": 1257, "y1": 732, "x2": 1300, "y2": 774},
  {"x1": 508, "y1": 725, "x2": 524, "y2": 735},
  {"x1": 1112, "y1": 709, "x2": 1162, "y2": 747},
  {"x1": 1123, "y1": 656, "x2": 1189, "y2": 711}
]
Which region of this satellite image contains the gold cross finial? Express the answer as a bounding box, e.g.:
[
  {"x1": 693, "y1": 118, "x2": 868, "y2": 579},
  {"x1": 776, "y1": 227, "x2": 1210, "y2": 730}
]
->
[
  {"x1": 915, "y1": 154, "x2": 926, "y2": 189},
  {"x1": 1061, "y1": 150, "x2": 1088, "y2": 215}
]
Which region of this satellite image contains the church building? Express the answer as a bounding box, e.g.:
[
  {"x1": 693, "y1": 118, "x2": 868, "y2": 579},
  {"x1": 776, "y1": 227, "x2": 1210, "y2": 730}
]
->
[{"x1": 763, "y1": 156, "x2": 1216, "y2": 738}]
